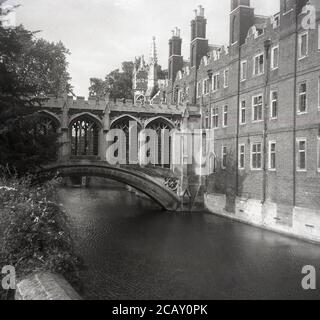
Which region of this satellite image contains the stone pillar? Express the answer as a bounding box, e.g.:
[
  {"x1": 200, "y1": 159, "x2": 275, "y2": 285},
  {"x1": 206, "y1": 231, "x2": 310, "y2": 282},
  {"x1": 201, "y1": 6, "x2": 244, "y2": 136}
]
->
[
  {"x1": 102, "y1": 104, "x2": 111, "y2": 162},
  {"x1": 60, "y1": 101, "x2": 70, "y2": 161}
]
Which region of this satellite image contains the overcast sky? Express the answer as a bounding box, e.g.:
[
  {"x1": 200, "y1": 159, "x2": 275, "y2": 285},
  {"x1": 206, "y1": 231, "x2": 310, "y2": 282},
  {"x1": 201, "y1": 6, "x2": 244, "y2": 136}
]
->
[{"x1": 14, "y1": 0, "x2": 279, "y2": 97}]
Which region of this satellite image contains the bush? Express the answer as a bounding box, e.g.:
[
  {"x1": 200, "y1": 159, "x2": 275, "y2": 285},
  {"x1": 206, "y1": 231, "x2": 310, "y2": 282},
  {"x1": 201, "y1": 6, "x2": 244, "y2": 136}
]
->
[{"x1": 0, "y1": 169, "x2": 83, "y2": 300}]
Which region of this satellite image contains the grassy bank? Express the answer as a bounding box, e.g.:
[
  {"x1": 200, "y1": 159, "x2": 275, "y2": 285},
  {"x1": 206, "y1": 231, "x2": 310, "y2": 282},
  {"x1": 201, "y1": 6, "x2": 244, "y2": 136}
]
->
[{"x1": 0, "y1": 173, "x2": 83, "y2": 300}]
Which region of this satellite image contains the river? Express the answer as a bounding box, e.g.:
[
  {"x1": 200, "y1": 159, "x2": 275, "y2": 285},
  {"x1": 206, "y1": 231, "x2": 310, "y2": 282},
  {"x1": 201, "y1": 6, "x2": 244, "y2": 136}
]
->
[{"x1": 58, "y1": 186, "x2": 320, "y2": 300}]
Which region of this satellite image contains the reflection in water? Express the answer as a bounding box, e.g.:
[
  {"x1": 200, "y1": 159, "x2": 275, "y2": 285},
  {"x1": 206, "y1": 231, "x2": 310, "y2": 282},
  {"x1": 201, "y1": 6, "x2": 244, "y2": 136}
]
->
[{"x1": 59, "y1": 187, "x2": 320, "y2": 300}]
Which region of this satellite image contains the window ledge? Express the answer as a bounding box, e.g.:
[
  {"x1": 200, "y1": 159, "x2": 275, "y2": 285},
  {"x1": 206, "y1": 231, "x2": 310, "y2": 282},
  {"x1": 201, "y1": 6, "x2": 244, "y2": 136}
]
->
[
  {"x1": 253, "y1": 73, "x2": 264, "y2": 77},
  {"x1": 297, "y1": 111, "x2": 308, "y2": 116}
]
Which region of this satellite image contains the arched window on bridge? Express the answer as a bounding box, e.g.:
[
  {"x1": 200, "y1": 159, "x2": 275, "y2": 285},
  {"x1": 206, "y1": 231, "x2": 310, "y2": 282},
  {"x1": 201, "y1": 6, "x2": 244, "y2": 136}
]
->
[
  {"x1": 71, "y1": 117, "x2": 99, "y2": 157},
  {"x1": 30, "y1": 113, "x2": 60, "y2": 162},
  {"x1": 146, "y1": 118, "x2": 173, "y2": 169},
  {"x1": 110, "y1": 116, "x2": 142, "y2": 165},
  {"x1": 35, "y1": 118, "x2": 58, "y2": 135}
]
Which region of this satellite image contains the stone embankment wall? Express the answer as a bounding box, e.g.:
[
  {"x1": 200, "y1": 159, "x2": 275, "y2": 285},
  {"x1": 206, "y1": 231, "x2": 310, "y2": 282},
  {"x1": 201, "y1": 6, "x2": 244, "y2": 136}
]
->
[
  {"x1": 205, "y1": 194, "x2": 320, "y2": 244},
  {"x1": 15, "y1": 273, "x2": 81, "y2": 300}
]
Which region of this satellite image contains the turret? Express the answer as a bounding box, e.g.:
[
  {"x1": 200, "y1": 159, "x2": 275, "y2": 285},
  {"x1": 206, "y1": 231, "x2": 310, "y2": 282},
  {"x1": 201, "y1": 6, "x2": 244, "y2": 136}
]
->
[
  {"x1": 190, "y1": 5, "x2": 209, "y2": 69},
  {"x1": 145, "y1": 37, "x2": 159, "y2": 99},
  {"x1": 168, "y1": 27, "x2": 184, "y2": 82}
]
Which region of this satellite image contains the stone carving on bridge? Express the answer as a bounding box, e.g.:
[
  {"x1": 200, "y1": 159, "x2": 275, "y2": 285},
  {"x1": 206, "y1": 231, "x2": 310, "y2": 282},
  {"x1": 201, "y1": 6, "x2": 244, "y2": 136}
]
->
[{"x1": 163, "y1": 177, "x2": 179, "y2": 193}]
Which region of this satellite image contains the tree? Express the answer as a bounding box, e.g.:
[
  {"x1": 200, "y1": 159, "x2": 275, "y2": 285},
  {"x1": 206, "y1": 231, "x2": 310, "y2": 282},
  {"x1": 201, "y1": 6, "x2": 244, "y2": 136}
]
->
[
  {"x1": 89, "y1": 61, "x2": 134, "y2": 100},
  {"x1": 0, "y1": 9, "x2": 72, "y2": 174}
]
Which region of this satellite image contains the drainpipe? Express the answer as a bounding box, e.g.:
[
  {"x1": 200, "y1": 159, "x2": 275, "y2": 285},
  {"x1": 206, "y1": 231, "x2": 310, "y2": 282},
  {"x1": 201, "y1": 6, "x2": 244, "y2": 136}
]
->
[
  {"x1": 206, "y1": 69, "x2": 213, "y2": 191},
  {"x1": 292, "y1": 5, "x2": 299, "y2": 208},
  {"x1": 235, "y1": 44, "x2": 241, "y2": 197},
  {"x1": 262, "y1": 39, "x2": 271, "y2": 204}
]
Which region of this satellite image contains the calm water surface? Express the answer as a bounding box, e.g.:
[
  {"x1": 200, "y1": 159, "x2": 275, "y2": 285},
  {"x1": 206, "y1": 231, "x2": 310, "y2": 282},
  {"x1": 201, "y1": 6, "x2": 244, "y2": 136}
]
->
[{"x1": 59, "y1": 187, "x2": 320, "y2": 300}]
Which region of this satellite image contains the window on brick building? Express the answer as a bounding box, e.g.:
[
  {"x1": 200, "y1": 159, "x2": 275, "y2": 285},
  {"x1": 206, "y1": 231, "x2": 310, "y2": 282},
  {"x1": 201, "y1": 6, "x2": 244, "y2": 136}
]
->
[
  {"x1": 253, "y1": 53, "x2": 264, "y2": 76},
  {"x1": 297, "y1": 139, "x2": 307, "y2": 171},
  {"x1": 298, "y1": 32, "x2": 308, "y2": 59},
  {"x1": 271, "y1": 45, "x2": 279, "y2": 70},
  {"x1": 318, "y1": 25, "x2": 320, "y2": 51},
  {"x1": 317, "y1": 138, "x2": 320, "y2": 172},
  {"x1": 212, "y1": 73, "x2": 220, "y2": 92},
  {"x1": 205, "y1": 116, "x2": 210, "y2": 129},
  {"x1": 298, "y1": 82, "x2": 307, "y2": 114},
  {"x1": 203, "y1": 79, "x2": 209, "y2": 95},
  {"x1": 318, "y1": 77, "x2": 320, "y2": 109},
  {"x1": 224, "y1": 69, "x2": 229, "y2": 88},
  {"x1": 240, "y1": 60, "x2": 247, "y2": 81},
  {"x1": 197, "y1": 82, "x2": 201, "y2": 98},
  {"x1": 223, "y1": 106, "x2": 228, "y2": 127},
  {"x1": 239, "y1": 144, "x2": 245, "y2": 170},
  {"x1": 269, "y1": 141, "x2": 276, "y2": 170},
  {"x1": 211, "y1": 107, "x2": 219, "y2": 129},
  {"x1": 252, "y1": 94, "x2": 263, "y2": 122},
  {"x1": 251, "y1": 143, "x2": 262, "y2": 170},
  {"x1": 222, "y1": 146, "x2": 227, "y2": 169},
  {"x1": 270, "y1": 90, "x2": 278, "y2": 119},
  {"x1": 240, "y1": 100, "x2": 246, "y2": 124}
]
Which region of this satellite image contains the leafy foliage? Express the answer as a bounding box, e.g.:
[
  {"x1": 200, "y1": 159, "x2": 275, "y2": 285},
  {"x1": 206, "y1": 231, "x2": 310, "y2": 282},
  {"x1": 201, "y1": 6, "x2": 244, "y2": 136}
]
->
[
  {"x1": 0, "y1": 170, "x2": 83, "y2": 300},
  {"x1": 89, "y1": 61, "x2": 134, "y2": 100},
  {"x1": 0, "y1": 17, "x2": 71, "y2": 174}
]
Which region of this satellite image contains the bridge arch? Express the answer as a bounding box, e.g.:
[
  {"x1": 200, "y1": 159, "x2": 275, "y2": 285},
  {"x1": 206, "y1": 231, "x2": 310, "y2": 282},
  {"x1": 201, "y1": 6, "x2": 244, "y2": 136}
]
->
[
  {"x1": 37, "y1": 110, "x2": 61, "y2": 129},
  {"x1": 69, "y1": 112, "x2": 103, "y2": 129},
  {"x1": 69, "y1": 113, "x2": 102, "y2": 157},
  {"x1": 41, "y1": 161, "x2": 181, "y2": 211},
  {"x1": 144, "y1": 116, "x2": 175, "y2": 130},
  {"x1": 110, "y1": 115, "x2": 142, "y2": 129},
  {"x1": 145, "y1": 116, "x2": 174, "y2": 168},
  {"x1": 110, "y1": 115, "x2": 143, "y2": 164}
]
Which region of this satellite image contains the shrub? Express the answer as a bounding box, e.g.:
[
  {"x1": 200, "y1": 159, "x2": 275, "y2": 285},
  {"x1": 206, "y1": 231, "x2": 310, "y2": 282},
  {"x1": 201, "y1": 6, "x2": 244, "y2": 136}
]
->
[{"x1": 0, "y1": 169, "x2": 83, "y2": 300}]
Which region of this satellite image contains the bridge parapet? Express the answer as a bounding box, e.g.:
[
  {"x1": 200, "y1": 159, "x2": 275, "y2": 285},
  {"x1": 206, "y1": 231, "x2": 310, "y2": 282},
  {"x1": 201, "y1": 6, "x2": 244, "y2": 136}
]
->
[
  {"x1": 42, "y1": 95, "x2": 197, "y2": 116},
  {"x1": 44, "y1": 95, "x2": 107, "y2": 111},
  {"x1": 108, "y1": 100, "x2": 187, "y2": 115}
]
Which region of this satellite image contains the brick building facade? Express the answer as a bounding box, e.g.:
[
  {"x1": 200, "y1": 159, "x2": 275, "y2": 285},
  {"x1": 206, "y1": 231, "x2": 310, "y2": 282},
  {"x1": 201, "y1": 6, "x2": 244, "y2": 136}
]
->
[{"x1": 136, "y1": 0, "x2": 320, "y2": 240}]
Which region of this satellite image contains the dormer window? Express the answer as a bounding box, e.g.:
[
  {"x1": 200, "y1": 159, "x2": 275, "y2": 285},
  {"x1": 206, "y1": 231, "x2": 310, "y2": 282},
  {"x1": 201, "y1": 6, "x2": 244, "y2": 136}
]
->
[
  {"x1": 273, "y1": 14, "x2": 280, "y2": 29},
  {"x1": 255, "y1": 28, "x2": 264, "y2": 38}
]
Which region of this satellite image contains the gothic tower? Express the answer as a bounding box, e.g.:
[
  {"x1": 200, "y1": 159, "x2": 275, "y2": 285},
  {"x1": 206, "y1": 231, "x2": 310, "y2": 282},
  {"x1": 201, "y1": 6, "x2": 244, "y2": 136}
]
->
[
  {"x1": 145, "y1": 37, "x2": 159, "y2": 100},
  {"x1": 133, "y1": 55, "x2": 148, "y2": 103}
]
